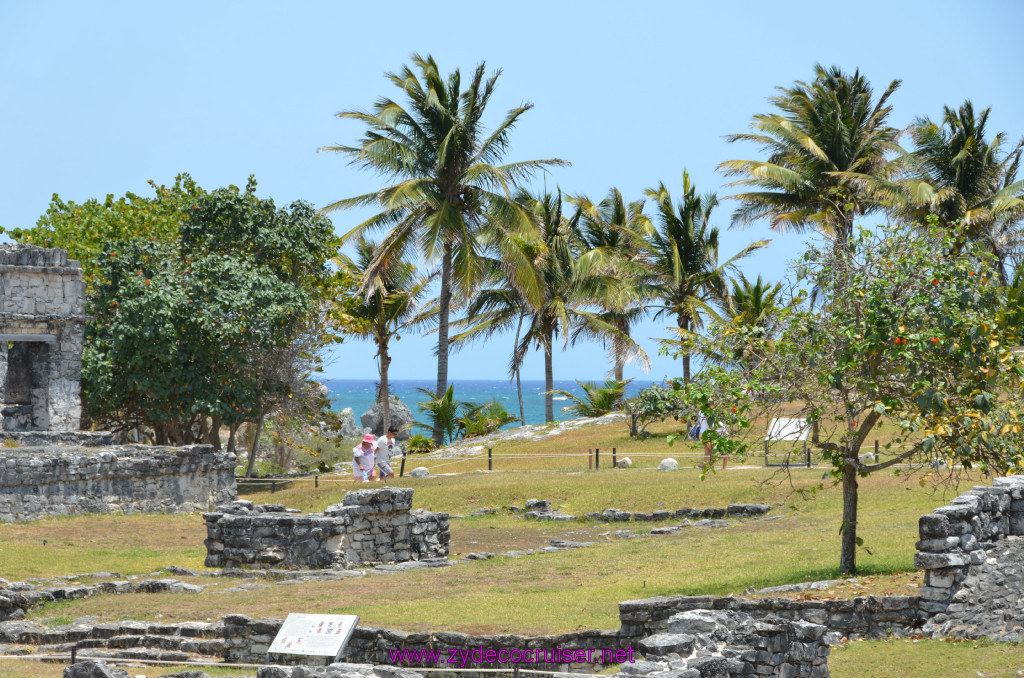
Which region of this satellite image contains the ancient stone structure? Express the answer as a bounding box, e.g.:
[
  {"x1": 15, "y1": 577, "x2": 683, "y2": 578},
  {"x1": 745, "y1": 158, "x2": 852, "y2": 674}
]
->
[
  {"x1": 203, "y1": 489, "x2": 449, "y2": 570},
  {"x1": 914, "y1": 474, "x2": 1024, "y2": 641},
  {"x1": 0, "y1": 243, "x2": 86, "y2": 434},
  {"x1": 0, "y1": 443, "x2": 237, "y2": 522}
]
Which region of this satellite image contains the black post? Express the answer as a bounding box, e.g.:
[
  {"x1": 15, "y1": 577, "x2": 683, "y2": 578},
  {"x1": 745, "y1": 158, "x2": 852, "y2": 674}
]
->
[
  {"x1": 315, "y1": 475, "x2": 319, "y2": 489},
  {"x1": 271, "y1": 480, "x2": 276, "y2": 494},
  {"x1": 488, "y1": 448, "x2": 492, "y2": 471},
  {"x1": 71, "y1": 646, "x2": 77, "y2": 665},
  {"x1": 612, "y1": 447, "x2": 617, "y2": 467},
  {"x1": 804, "y1": 440, "x2": 810, "y2": 468},
  {"x1": 399, "y1": 456, "x2": 406, "y2": 477},
  {"x1": 595, "y1": 448, "x2": 600, "y2": 469}
]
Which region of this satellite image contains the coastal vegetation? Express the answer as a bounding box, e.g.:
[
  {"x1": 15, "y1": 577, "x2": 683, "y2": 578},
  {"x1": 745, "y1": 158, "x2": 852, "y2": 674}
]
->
[{"x1": 3, "y1": 55, "x2": 1023, "y2": 582}]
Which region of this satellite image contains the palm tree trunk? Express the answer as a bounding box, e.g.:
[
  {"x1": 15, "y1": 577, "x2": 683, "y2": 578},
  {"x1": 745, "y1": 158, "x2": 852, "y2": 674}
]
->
[
  {"x1": 677, "y1": 313, "x2": 691, "y2": 383},
  {"x1": 434, "y1": 243, "x2": 453, "y2": 446},
  {"x1": 513, "y1": 312, "x2": 526, "y2": 426},
  {"x1": 544, "y1": 328, "x2": 554, "y2": 424},
  {"x1": 379, "y1": 338, "x2": 392, "y2": 435}
]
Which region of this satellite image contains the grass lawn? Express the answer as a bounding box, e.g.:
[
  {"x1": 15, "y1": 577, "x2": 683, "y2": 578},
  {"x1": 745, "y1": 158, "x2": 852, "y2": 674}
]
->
[{"x1": 0, "y1": 421, "x2": 1015, "y2": 677}]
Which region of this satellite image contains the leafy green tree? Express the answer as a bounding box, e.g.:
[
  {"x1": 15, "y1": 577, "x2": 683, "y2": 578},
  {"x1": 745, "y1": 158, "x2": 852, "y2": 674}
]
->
[
  {"x1": 335, "y1": 238, "x2": 433, "y2": 433},
  {"x1": 674, "y1": 220, "x2": 1024, "y2": 575},
  {"x1": 459, "y1": 400, "x2": 520, "y2": 437},
  {"x1": 643, "y1": 173, "x2": 767, "y2": 382},
  {"x1": 413, "y1": 384, "x2": 468, "y2": 446},
  {"x1": 719, "y1": 65, "x2": 901, "y2": 246},
  {"x1": 1, "y1": 174, "x2": 204, "y2": 293},
  {"x1": 624, "y1": 382, "x2": 689, "y2": 438},
  {"x1": 320, "y1": 53, "x2": 567, "y2": 445},
  {"x1": 82, "y1": 182, "x2": 337, "y2": 462}
]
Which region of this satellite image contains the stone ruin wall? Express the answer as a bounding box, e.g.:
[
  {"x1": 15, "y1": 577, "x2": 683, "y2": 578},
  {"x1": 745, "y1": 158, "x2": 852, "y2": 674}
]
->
[
  {"x1": 0, "y1": 444, "x2": 237, "y2": 522},
  {"x1": 0, "y1": 243, "x2": 86, "y2": 433},
  {"x1": 203, "y1": 488, "x2": 449, "y2": 570}
]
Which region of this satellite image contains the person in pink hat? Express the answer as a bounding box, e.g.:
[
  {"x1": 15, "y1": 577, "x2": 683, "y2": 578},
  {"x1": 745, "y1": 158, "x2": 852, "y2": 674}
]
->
[{"x1": 352, "y1": 434, "x2": 377, "y2": 482}]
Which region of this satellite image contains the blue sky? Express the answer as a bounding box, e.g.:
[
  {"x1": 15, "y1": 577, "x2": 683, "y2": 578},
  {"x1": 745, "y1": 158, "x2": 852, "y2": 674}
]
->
[{"x1": 2, "y1": 1, "x2": 1021, "y2": 381}]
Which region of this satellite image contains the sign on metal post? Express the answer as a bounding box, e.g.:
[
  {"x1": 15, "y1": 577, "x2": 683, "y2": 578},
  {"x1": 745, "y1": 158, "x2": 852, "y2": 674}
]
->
[
  {"x1": 267, "y1": 613, "x2": 359, "y2": 662},
  {"x1": 764, "y1": 418, "x2": 811, "y2": 467}
]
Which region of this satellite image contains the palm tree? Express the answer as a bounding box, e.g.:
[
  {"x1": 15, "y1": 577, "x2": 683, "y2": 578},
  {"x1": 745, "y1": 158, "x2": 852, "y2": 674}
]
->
[
  {"x1": 643, "y1": 173, "x2": 768, "y2": 382},
  {"x1": 545, "y1": 379, "x2": 632, "y2": 417},
  {"x1": 320, "y1": 53, "x2": 567, "y2": 444},
  {"x1": 570, "y1": 189, "x2": 654, "y2": 381},
  {"x1": 722, "y1": 274, "x2": 785, "y2": 335},
  {"x1": 857, "y1": 101, "x2": 1024, "y2": 276},
  {"x1": 337, "y1": 238, "x2": 433, "y2": 433},
  {"x1": 452, "y1": 189, "x2": 636, "y2": 423},
  {"x1": 719, "y1": 64, "x2": 901, "y2": 247}
]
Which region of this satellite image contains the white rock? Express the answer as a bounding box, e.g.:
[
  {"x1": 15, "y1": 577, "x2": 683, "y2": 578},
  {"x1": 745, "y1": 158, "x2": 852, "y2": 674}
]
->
[
  {"x1": 409, "y1": 467, "x2": 430, "y2": 479},
  {"x1": 658, "y1": 458, "x2": 679, "y2": 472},
  {"x1": 615, "y1": 457, "x2": 633, "y2": 468}
]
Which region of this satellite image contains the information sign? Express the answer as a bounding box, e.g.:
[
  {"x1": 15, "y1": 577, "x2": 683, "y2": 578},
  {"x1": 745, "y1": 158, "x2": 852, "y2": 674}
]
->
[
  {"x1": 765, "y1": 417, "x2": 810, "y2": 442},
  {"x1": 267, "y1": 613, "x2": 359, "y2": 660}
]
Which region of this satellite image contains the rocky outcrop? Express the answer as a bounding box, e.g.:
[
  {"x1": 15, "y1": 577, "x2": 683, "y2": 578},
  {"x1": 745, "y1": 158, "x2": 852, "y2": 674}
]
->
[{"x1": 360, "y1": 398, "x2": 414, "y2": 440}]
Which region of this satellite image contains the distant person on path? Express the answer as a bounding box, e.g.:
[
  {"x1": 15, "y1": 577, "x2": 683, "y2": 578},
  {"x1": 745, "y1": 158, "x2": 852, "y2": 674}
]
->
[
  {"x1": 353, "y1": 434, "x2": 377, "y2": 482},
  {"x1": 699, "y1": 413, "x2": 729, "y2": 470},
  {"x1": 373, "y1": 426, "x2": 399, "y2": 481}
]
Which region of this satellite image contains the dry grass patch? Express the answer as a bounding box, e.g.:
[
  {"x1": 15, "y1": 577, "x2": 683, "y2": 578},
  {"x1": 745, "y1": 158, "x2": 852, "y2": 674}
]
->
[
  {"x1": 0, "y1": 659, "x2": 255, "y2": 678},
  {"x1": 829, "y1": 637, "x2": 1024, "y2": 677}
]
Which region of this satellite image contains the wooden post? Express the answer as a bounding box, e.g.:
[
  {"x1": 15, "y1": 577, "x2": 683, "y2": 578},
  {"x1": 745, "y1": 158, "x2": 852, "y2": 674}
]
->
[
  {"x1": 804, "y1": 440, "x2": 810, "y2": 468},
  {"x1": 488, "y1": 448, "x2": 493, "y2": 471},
  {"x1": 399, "y1": 456, "x2": 406, "y2": 477},
  {"x1": 612, "y1": 447, "x2": 617, "y2": 467},
  {"x1": 595, "y1": 448, "x2": 600, "y2": 469},
  {"x1": 764, "y1": 439, "x2": 769, "y2": 466},
  {"x1": 271, "y1": 480, "x2": 276, "y2": 494},
  {"x1": 588, "y1": 449, "x2": 593, "y2": 470},
  {"x1": 315, "y1": 474, "x2": 319, "y2": 489}
]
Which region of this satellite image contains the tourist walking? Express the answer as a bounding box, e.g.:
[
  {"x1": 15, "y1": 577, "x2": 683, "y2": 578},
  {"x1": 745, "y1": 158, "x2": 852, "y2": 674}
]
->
[
  {"x1": 373, "y1": 426, "x2": 399, "y2": 481},
  {"x1": 353, "y1": 434, "x2": 377, "y2": 482},
  {"x1": 699, "y1": 413, "x2": 729, "y2": 470}
]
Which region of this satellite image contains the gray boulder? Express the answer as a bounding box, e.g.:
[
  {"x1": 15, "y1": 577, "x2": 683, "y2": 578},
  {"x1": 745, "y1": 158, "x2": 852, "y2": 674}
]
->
[
  {"x1": 409, "y1": 467, "x2": 430, "y2": 478},
  {"x1": 64, "y1": 662, "x2": 130, "y2": 678},
  {"x1": 658, "y1": 458, "x2": 679, "y2": 471},
  {"x1": 339, "y1": 408, "x2": 361, "y2": 439},
  {"x1": 360, "y1": 397, "x2": 414, "y2": 440}
]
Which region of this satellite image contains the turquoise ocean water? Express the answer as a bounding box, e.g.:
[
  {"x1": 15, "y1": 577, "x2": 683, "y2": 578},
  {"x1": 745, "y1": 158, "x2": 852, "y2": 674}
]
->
[{"x1": 324, "y1": 379, "x2": 654, "y2": 427}]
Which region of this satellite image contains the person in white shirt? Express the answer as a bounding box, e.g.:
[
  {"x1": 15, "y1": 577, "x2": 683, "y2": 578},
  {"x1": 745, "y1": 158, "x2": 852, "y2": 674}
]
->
[
  {"x1": 352, "y1": 434, "x2": 377, "y2": 482},
  {"x1": 698, "y1": 413, "x2": 729, "y2": 470},
  {"x1": 373, "y1": 426, "x2": 399, "y2": 480}
]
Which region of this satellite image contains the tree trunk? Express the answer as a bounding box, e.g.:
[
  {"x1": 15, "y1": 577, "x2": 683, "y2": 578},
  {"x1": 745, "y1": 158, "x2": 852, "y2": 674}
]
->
[
  {"x1": 613, "y1": 338, "x2": 624, "y2": 382},
  {"x1": 227, "y1": 422, "x2": 239, "y2": 455},
  {"x1": 155, "y1": 422, "x2": 168, "y2": 446},
  {"x1": 207, "y1": 414, "x2": 222, "y2": 451},
  {"x1": 544, "y1": 328, "x2": 554, "y2": 424},
  {"x1": 513, "y1": 312, "x2": 526, "y2": 426},
  {"x1": 379, "y1": 337, "x2": 392, "y2": 435},
  {"x1": 677, "y1": 313, "x2": 691, "y2": 383},
  {"x1": 840, "y1": 445, "x2": 859, "y2": 575},
  {"x1": 244, "y1": 414, "x2": 265, "y2": 478},
  {"x1": 433, "y1": 244, "x2": 453, "y2": 446}
]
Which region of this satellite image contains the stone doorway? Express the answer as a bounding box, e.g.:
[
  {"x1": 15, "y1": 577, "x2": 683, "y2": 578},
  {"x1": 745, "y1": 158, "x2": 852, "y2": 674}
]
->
[{"x1": 0, "y1": 340, "x2": 51, "y2": 431}]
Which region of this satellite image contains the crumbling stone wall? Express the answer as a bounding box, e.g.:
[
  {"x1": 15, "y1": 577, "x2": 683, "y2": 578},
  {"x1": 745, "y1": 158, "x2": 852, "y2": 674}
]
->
[
  {"x1": 0, "y1": 243, "x2": 86, "y2": 433},
  {"x1": 915, "y1": 474, "x2": 1024, "y2": 640},
  {"x1": 618, "y1": 593, "x2": 921, "y2": 642},
  {"x1": 0, "y1": 444, "x2": 237, "y2": 522},
  {"x1": 203, "y1": 488, "x2": 449, "y2": 570}
]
